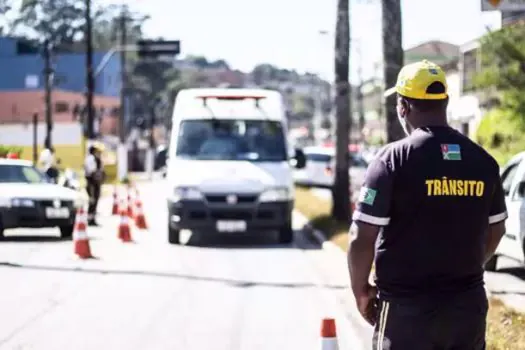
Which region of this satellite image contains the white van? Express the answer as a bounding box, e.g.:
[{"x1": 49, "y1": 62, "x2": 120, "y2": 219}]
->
[
  {"x1": 165, "y1": 88, "x2": 306, "y2": 245},
  {"x1": 486, "y1": 151, "x2": 525, "y2": 271}
]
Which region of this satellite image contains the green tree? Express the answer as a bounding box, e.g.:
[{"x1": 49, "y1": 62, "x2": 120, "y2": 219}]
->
[
  {"x1": 476, "y1": 22, "x2": 525, "y2": 115},
  {"x1": 13, "y1": 0, "x2": 88, "y2": 46},
  {"x1": 0, "y1": 0, "x2": 12, "y2": 34},
  {"x1": 474, "y1": 22, "x2": 525, "y2": 164}
]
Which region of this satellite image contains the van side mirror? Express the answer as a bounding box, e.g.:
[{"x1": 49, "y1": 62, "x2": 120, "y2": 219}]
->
[
  {"x1": 292, "y1": 148, "x2": 306, "y2": 169},
  {"x1": 154, "y1": 149, "x2": 168, "y2": 170}
]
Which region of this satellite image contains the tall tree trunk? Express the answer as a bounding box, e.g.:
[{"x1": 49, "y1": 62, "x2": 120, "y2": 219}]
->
[
  {"x1": 331, "y1": 0, "x2": 351, "y2": 222},
  {"x1": 382, "y1": 0, "x2": 405, "y2": 142}
]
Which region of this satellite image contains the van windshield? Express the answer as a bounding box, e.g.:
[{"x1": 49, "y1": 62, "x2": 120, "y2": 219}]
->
[{"x1": 175, "y1": 119, "x2": 288, "y2": 162}]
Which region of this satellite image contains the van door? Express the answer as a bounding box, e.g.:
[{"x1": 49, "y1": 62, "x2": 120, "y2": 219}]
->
[{"x1": 496, "y1": 160, "x2": 524, "y2": 261}]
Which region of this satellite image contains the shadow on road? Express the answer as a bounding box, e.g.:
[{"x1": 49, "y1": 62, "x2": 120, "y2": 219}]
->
[
  {"x1": 0, "y1": 235, "x2": 68, "y2": 243},
  {"x1": 496, "y1": 267, "x2": 525, "y2": 281},
  {"x1": 0, "y1": 261, "x2": 346, "y2": 290},
  {"x1": 190, "y1": 230, "x2": 321, "y2": 250}
]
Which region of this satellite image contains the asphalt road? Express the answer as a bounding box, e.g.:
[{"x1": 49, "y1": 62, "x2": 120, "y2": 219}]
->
[
  {"x1": 312, "y1": 187, "x2": 525, "y2": 312},
  {"x1": 0, "y1": 180, "x2": 372, "y2": 350}
]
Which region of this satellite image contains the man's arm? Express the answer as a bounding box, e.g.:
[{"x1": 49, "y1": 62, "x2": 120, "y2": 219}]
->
[
  {"x1": 485, "y1": 221, "x2": 505, "y2": 264},
  {"x1": 484, "y1": 172, "x2": 508, "y2": 263},
  {"x1": 348, "y1": 158, "x2": 393, "y2": 295},
  {"x1": 348, "y1": 221, "x2": 380, "y2": 296}
]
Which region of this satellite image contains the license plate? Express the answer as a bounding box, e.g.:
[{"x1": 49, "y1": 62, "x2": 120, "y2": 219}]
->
[
  {"x1": 216, "y1": 220, "x2": 247, "y2": 232},
  {"x1": 45, "y1": 207, "x2": 70, "y2": 218}
]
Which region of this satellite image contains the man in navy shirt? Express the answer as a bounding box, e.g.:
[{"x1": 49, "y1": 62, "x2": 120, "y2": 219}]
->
[{"x1": 347, "y1": 60, "x2": 507, "y2": 349}]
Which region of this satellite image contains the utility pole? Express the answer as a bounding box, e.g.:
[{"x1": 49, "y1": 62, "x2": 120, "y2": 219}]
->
[
  {"x1": 354, "y1": 39, "x2": 365, "y2": 141},
  {"x1": 382, "y1": 0, "x2": 405, "y2": 142},
  {"x1": 85, "y1": 0, "x2": 95, "y2": 141},
  {"x1": 332, "y1": 0, "x2": 351, "y2": 221},
  {"x1": 32, "y1": 113, "x2": 38, "y2": 165},
  {"x1": 43, "y1": 39, "x2": 53, "y2": 149},
  {"x1": 118, "y1": 8, "x2": 128, "y2": 181}
]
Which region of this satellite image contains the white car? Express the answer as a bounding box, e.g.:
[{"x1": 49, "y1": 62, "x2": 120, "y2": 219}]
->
[
  {"x1": 487, "y1": 151, "x2": 525, "y2": 271},
  {"x1": 293, "y1": 146, "x2": 368, "y2": 191},
  {"x1": 0, "y1": 159, "x2": 82, "y2": 239}
]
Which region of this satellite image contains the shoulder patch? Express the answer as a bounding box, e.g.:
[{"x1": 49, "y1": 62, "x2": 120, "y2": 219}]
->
[{"x1": 359, "y1": 186, "x2": 377, "y2": 206}]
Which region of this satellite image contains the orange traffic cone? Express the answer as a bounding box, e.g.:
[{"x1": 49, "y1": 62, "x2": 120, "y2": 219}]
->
[
  {"x1": 118, "y1": 209, "x2": 133, "y2": 242},
  {"x1": 321, "y1": 318, "x2": 339, "y2": 350},
  {"x1": 111, "y1": 186, "x2": 119, "y2": 215},
  {"x1": 134, "y1": 199, "x2": 148, "y2": 229},
  {"x1": 73, "y1": 207, "x2": 93, "y2": 259}
]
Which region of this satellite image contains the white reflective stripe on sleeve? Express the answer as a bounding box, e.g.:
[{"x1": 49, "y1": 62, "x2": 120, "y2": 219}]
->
[
  {"x1": 352, "y1": 210, "x2": 390, "y2": 226},
  {"x1": 489, "y1": 211, "x2": 508, "y2": 224}
]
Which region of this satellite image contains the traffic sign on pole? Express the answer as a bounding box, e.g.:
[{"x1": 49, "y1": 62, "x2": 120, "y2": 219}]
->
[
  {"x1": 482, "y1": 0, "x2": 525, "y2": 11},
  {"x1": 137, "y1": 40, "x2": 180, "y2": 57}
]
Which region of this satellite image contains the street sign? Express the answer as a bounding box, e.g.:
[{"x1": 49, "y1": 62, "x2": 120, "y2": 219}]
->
[
  {"x1": 137, "y1": 40, "x2": 180, "y2": 57},
  {"x1": 482, "y1": 0, "x2": 525, "y2": 11}
]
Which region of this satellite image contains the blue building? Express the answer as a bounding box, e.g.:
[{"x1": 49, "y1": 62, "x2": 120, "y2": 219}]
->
[{"x1": 0, "y1": 36, "x2": 121, "y2": 97}]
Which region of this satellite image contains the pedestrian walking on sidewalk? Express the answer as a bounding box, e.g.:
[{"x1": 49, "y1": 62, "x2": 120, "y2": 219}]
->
[
  {"x1": 347, "y1": 60, "x2": 507, "y2": 350},
  {"x1": 84, "y1": 142, "x2": 105, "y2": 226}
]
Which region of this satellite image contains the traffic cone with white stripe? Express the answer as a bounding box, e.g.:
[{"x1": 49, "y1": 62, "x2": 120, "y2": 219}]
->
[
  {"x1": 321, "y1": 318, "x2": 339, "y2": 350},
  {"x1": 134, "y1": 198, "x2": 148, "y2": 229},
  {"x1": 73, "y1": 206, "x2": 93, "y2": 259},
  {"x1": 111, "y1": 186, "x2": 119, "y2": 215},
  {"x1": 118, "y1": 209, "x2": 133, "y2": 242}
]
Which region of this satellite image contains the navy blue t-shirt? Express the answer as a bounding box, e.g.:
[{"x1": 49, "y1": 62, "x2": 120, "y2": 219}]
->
[{"x1": 352, "y1": 126, "x2": 507, "y2": 301}]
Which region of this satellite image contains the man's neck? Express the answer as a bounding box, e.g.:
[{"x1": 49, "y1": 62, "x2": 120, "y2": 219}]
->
[{"x1": 411, "y1": 114, "x2": 448, "y2": 129}]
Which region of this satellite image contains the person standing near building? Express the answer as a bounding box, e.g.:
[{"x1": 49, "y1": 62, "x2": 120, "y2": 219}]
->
[
  {"x1": 347, "y1": 60, "x2": 507, "y2": 349},
  {"x1": 39, "y1": 146, "x2": 59, "y2": 183},
  {"x1": 84, "y1": 142, "x2": 105, "y2": 226}
]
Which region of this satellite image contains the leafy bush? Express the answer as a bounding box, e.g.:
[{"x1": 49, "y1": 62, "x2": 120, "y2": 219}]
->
[
  {"x1": 475, "y1": 108, "x2": 525, "y2": 166},
  {"x1": 0, "y1": 145, "x2": 23, "y2": 158}
]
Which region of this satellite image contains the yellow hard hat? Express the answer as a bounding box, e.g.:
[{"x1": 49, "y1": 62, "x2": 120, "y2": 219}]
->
[{"x1": 384, "y1": 60, "x2": 448, "y2": 100}]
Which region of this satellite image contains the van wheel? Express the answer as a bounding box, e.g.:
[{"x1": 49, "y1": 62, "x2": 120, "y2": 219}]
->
[
  {"x1": 485, "y1": 255, "x2": 498, "y2": 272},
  {"x1": 168, "y1": 226, "x2": 180, "y2": 244},
  {"x1": 278, "y1": 224, "x2": 294, "y2": 244}
]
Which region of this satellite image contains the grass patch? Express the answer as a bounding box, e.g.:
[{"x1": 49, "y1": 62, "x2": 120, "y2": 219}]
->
[
  {"x1": 294, "y1": 186, "x2": 350, "y2": 250},
  {"x1": 294, "y1": 185, "x2": 525, "y2": 349},
  {"x1": 486, "y1": 298, "x2": 525, "y2": 349}
]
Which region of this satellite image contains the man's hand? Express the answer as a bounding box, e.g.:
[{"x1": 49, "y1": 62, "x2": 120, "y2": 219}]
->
[{"x1": 355, "y1": 283, "x2": 378, "y2": 326}]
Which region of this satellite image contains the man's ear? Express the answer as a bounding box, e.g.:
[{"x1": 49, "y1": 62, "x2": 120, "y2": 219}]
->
[{"x1": 400, "y1": 98, "x2": 410, "y2": 116}]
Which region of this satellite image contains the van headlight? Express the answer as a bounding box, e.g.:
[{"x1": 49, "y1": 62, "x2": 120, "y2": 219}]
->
[
  {"x1": 259, "y1": 187, "x2": 291, "y2": 202},
  {"x1": 172, "y1": 187, "x2": 203, "y2": 202},
  {"x1": 0, "y1": 197, "x2": 11, "y2": 208},
  {"x1": 11, "y1": 198, "x2": 35, "y2": 207}
]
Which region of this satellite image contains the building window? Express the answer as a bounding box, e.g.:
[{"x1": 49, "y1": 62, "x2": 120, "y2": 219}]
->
[
  {"x1": 462, "y1": 48, "x2": 479, "y2": 93},
  {"x1": 55, "y1": 101, "x2": 69, "y2": 113}
]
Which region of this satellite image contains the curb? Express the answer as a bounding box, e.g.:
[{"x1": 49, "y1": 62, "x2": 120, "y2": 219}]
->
[{"x1": 295, "y1": 211, "x2": 347, "y2": 258}]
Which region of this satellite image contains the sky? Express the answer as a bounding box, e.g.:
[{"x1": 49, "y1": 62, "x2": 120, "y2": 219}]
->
[
  {"x1": 97, "y1": 0, "x2": 502, "y2": 82},
  {"x1": 6, "y1": 0, "x2": 503, "y2": 83}
]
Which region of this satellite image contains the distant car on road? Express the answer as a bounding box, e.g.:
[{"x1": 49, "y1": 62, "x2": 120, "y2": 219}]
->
[
  {"x1": 487, "y1": 152, "x2": 525, "y2": 271},
  {"x1": 293, "y1": 146, "x2": 368, "y2": 190},
  {"x1": 0, "y1": 159, "x2": 82, "y2": 239}
]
